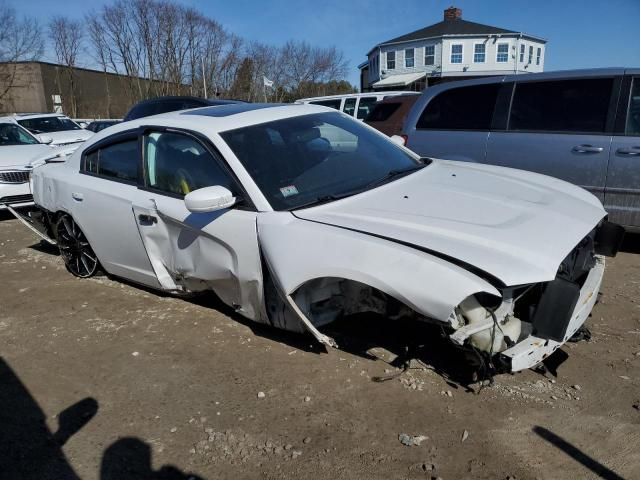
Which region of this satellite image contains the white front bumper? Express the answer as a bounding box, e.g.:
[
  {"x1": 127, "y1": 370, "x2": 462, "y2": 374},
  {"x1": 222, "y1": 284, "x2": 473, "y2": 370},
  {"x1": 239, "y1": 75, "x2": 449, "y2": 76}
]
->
[
  {"x1": 500, "y1": 256, "x2": 605, "y2": 372},
  {"x1": 0, "y1": 181, "x2": 33, "y2": 209}
]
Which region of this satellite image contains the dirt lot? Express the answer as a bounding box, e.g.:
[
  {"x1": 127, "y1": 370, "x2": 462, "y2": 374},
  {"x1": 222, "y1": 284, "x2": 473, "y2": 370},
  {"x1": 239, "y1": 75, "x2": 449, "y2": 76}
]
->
[{"x1": 0, "y1": 211, "x2": 639, "y2": 480}]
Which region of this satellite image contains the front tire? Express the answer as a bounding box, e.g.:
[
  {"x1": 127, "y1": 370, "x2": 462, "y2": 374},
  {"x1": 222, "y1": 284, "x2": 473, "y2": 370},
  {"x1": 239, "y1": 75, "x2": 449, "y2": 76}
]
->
[{"x1": 55, "y1": 214, "x2": 100, "y2": 278}]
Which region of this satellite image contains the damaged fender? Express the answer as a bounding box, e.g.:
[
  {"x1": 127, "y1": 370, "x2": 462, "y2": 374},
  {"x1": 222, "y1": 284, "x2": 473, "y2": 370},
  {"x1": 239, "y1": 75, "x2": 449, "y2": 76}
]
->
[{"x1": 257, "y1": 212, "x2": 501, "y2": 345}]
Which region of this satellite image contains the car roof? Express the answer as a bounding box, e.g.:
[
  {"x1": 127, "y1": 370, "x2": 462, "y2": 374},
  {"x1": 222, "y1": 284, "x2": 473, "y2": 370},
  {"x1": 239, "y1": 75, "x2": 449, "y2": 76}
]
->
[
  {"x1": 83, "y1": 103, "x2": 340, "y2": 146},
  {"x1": 12, "y1": 113, "x2": 69, "y2": 120},
  {"x1": 296, "y1": 91, "x2": 419, "y2": 102}
]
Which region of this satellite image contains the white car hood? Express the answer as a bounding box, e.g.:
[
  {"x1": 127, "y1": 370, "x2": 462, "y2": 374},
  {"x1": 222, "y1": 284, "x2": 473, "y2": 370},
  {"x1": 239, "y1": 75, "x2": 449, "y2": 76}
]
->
[
  {"x1": 0, "y1": 144, "x2": 56, "y2": 169},
  {"x1": 44, "y1": 129, "x2": 93, "y2": 145},
  {"x1": 294, "y1": 160, "x2": 607, "y2": 287}
]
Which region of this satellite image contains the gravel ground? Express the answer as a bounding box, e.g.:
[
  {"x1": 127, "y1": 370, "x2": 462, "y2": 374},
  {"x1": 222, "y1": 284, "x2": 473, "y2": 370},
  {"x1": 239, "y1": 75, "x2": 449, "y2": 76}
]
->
[{"x1": 1, "y1": 211, "x2": 639, "y2": 480}]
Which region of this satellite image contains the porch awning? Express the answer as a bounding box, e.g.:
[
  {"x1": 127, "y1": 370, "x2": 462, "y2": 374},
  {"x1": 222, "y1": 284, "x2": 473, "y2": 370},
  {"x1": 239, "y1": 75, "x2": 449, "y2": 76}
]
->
[{"x1": 372, "y1": 72, "x2": 426, "y2": 88}]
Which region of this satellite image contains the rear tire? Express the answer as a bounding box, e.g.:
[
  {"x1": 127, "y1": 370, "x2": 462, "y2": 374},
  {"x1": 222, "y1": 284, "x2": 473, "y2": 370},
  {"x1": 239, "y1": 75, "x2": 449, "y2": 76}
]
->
[{"x1": 55, "y1": 214, "x2": 100, "y2": 278}]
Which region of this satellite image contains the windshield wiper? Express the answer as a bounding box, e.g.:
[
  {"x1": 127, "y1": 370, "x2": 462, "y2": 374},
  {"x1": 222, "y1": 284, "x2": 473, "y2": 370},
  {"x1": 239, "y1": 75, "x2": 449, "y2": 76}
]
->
[
  {"x1": 364, "y1": 164, "x2": 426, "y2": 190},
  {"x1": 290, "y1": 192, "x2": 357, "y2": 211}
]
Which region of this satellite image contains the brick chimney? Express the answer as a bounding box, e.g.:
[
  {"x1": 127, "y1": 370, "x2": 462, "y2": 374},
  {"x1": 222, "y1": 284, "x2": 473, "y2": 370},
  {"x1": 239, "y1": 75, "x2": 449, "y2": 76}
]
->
[{"x1": 444, "y1": 6, "x2": 462, "y2": 21}]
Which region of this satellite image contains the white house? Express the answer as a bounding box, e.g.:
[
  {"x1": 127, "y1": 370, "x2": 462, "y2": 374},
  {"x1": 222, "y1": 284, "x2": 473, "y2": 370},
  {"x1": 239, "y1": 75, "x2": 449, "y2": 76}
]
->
[{"x1": 360, "y1": 7, "x2": 546, "y2": 92}]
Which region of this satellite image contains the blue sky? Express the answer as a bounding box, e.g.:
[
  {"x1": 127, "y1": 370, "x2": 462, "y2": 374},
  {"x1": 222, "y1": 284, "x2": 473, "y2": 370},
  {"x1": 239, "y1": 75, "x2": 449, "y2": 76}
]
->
[{"x1": 12, "y1": 0, "x2": 640, "y2": 86}]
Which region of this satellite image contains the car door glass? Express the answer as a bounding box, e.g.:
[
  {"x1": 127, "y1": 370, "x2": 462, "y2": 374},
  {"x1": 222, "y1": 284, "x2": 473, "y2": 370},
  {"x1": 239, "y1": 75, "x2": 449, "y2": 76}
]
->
[
  {"x1": 416, "y1": 84, "x2": 500, "y2": 130},
  {"x1": 356, "y1": 97, "x2": 378, "y2": 120},
  {"x1": 143, "y1": 131, "x2": 233, "y2": 196},
  {"x1": 83, "y1": 139, "x2": 138, "y2": 182},
  {"x1": 343, "y1": 97, "x2": 357, "y2": 116},
  {"x1": 510, "y1": 78, "x2": 613, "y2": 133},
  {"x1": 626, "y1": 78, "x2": 640, "y2": 136}
]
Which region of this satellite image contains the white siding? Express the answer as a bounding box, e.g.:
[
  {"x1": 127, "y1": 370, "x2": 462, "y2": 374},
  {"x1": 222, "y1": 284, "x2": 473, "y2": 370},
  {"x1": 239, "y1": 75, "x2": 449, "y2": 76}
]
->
[{"x1": 378, "y1": 40, "x2": 442, "y2": 77}]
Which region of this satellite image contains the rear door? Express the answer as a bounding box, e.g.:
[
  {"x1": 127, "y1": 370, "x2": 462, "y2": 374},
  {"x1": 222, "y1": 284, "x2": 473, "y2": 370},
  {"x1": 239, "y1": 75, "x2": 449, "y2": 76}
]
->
[
  {"x1": 485, "y1": 77, "x2": 618, "y2": 203},
  {"x1": 606, "y1": 74, "x2": 640, "y2": 228},
  {"x1": 73, "y1": 132, "x2": 159, "y2": 287},
  {"x1": 132, "y1": 128, "x2": 263, "y2": 319},
  {"x1": 405, "y1": 83, "x2": 499, "y2": 162}
]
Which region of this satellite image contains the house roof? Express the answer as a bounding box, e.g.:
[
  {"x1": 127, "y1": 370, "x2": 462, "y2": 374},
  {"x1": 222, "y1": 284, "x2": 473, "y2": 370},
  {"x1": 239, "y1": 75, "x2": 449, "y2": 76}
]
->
[{"x1": 375, "y1": 19, "x2": 545, "y2": 51}]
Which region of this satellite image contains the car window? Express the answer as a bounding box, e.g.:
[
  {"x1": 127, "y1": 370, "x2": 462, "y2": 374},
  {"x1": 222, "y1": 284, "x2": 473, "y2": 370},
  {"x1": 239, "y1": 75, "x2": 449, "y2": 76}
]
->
[
  {"x1": 221, "y1": 112, "x2": 420, "y2": 211},
  {"x1": 0, "y1": 123, "x2": 39, "y2": 146},
  {"x1": 143, "y1": 131, "x2": 233, "y2": 196},
  {"x1": 626, "y1": 78, "x2": 640, "y2": 136},
  {"x1": 510, "y1": 78, "x2": 614, "y2": 133},
  {"x1": 366, "y1": 102, "x2": 401, "y2": 122},
  {"x1": 309, "y1": 99, "x2": 342, "y2": 110},
  {"x1": 343, "y1": 97, "x2": 357, "y2": 116},
  {"x1": 416, "y1": 84, "x2": 499, "y2": 130},
  {"x1": 83, "y1": 139, "x2": 138, "y2": 182},
  {"x1": 356, "y1": 97, "x2": 378, "y2": 120}
]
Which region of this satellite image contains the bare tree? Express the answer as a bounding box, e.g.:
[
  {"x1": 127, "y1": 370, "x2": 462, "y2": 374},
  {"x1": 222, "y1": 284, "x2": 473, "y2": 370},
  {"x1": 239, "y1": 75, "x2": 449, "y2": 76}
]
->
[
  {"x1": 83, "y1": 0, "x2": 353, "y2": 107},
  {"x1": 49, "y1": 16, "x2": 84, "y2": 116},
  {"x1": 0, "y1": 3, "x2": 44, "y2": 106}
]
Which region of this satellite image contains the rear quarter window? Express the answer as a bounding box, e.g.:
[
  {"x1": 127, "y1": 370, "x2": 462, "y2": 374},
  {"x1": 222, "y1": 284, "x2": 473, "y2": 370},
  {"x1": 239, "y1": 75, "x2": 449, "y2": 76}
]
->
[
  {"x1": 416, "y1": 84, "x2": 500, "y2": 130},
  {"x1": 366, "y1": 102, "x2": 401, "y2": 122},
  {"x1": 509, "y1": 78, "x2": 614, "y2": 133}
]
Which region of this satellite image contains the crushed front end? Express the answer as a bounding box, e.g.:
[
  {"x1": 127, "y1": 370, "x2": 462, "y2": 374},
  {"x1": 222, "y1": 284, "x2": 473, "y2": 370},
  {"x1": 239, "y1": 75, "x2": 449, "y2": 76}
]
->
[{"x1": 449, "y1": 221, "x2": 624, "y2": 372}]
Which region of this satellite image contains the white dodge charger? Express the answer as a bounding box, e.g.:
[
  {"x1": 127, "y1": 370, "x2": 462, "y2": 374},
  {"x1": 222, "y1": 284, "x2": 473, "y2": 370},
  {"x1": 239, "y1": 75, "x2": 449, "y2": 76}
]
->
[{"x1": 26, "y1": 103, "x2": 623, "y2": 373}]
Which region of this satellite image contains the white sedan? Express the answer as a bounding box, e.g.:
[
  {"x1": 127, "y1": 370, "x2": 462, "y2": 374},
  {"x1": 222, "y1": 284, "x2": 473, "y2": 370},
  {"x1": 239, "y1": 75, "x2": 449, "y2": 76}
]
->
[
  {"x1": 0, "y1": 122, "x2": 64, "y2": 209},
  {"x1": 1, "y1": 114, "x2": 94, "y2": 146},
  {"x1": 27, "y1": 103, "x2": 623, "y2": 373}
]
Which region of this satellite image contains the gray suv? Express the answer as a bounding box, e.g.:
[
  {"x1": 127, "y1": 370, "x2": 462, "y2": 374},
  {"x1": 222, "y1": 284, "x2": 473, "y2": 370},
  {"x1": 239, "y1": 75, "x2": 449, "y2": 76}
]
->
[{"x1": 402, "y1": 68, "x2": 640, "y2": 230}]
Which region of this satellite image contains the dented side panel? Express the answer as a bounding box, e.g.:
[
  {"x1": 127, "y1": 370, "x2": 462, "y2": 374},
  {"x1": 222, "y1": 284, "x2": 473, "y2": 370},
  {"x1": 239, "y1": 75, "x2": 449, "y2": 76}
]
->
[
  {"x1": 257, "y1": 212, "x2": 500, "y2": 323},
  {"x1": 132, "y1": 192, "x2": 264, "y2": 321}
]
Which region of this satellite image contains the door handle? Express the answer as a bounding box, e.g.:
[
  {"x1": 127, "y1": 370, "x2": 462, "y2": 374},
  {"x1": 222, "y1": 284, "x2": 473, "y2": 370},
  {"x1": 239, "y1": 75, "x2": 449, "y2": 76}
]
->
[
  {"x1": 572, "y1": 145, "x2": 604, "y2": 154},
  {"x1": 71, "y1": 192, "x2": 83, "y2": 201},
  {"x1": 616, "y1": 147, "x2": 640, "y2": 156},
  {"x1": 138, "y1": 214, "x2": 157, "y2": 226}
]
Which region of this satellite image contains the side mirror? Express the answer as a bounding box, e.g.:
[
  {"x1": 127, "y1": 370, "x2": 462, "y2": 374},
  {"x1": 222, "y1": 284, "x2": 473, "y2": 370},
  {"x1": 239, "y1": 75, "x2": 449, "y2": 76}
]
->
[
  {"x1": 184, "y1": 186, "x2": 236, "y2": 213},
  {"x1": 38, "y1": 135, "x2": 53, "y2": 145}
]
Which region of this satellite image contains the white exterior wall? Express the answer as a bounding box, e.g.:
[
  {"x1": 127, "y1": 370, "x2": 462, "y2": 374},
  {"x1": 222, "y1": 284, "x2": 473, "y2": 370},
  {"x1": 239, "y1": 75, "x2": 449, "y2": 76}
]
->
[
  {"x1": 377, "y1": 40, "x2": 442, "y2": 78},
  {"x1": 367, "y1": 34, "x2": 545, "y2": 86}
]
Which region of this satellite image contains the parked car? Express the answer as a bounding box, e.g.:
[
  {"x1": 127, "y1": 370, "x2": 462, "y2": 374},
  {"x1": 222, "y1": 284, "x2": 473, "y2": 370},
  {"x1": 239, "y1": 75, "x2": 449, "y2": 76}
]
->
[
  {"x1": 365, "y1": 94, "x2": 419, "y2": 136},
  {"x1": 25, "y1": 103, "x2": 622, "y2": 373},
  {"x1": 401, "y1": 68, "x2": 640, "y2": 231},
  {"x1": 85, "y1": 120, "x2": 121, "y2": 133},
  {"x1": 295, "y1": 92, "x2": 419, "y2": 121},
  {"x1": 0, "y1": 121, "x2": 65, "y2": 209},
  {"x1": 0, "y1": 114, "x2": 94, "y2": 146},
  {"x1": 123, "y1": 96, "x2": 244, "y2": 121}
]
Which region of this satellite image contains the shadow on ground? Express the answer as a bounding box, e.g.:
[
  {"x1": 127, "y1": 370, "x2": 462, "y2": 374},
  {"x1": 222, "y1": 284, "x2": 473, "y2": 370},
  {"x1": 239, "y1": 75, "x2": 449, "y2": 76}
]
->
[
  {"x1": 0, "y1": 357, "x2": 203, "y2": 480},
  {"x1": 533, "y1": 426, "x2": 625, "y2": 480},
  {"x1": 620, "y1": 231, "x2": 640, "y2": 254}
]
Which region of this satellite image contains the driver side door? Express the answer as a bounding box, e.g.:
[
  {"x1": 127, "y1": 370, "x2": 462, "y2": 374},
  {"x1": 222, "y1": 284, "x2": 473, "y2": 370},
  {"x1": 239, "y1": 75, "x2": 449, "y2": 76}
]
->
[{"x1": 132, "y1": 128, "x2": 263, "y2": 320}]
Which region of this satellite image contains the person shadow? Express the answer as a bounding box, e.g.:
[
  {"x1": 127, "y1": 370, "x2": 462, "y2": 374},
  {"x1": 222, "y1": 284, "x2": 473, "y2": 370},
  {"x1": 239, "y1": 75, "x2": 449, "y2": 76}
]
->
[
  {"x1": 0, "y1": 357, "x2": 203, "y2": 480},
  {"x1": 100, "y1": 439, "x2": 203, "y2": 480}
]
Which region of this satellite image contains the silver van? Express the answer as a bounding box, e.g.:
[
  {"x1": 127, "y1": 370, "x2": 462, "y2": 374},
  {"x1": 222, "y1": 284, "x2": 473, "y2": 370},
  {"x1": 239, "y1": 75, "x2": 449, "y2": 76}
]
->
[{"x1": 402, "y1": 68, "x2": 640, "y2": 230}]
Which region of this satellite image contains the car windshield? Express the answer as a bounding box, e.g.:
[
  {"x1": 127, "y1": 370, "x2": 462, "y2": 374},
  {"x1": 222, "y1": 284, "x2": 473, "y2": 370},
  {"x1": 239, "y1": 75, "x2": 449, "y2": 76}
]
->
[
  {"x1": 17, "y1": 116, "x2": 81, "y2": 133},
  {"x1": 0, "y1": 123, "x2": 39, "y2": 146},
  {"x1": 221, "y1": 112, "x2": 424, "y2": 210}
]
